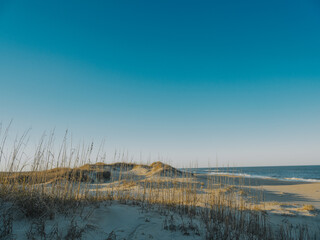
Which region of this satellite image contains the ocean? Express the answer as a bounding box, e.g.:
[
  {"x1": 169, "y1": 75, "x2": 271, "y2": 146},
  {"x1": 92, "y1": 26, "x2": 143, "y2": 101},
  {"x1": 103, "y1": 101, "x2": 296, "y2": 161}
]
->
[{"x1": 187, "y1": 165, "x2": 320, "y2": 183}]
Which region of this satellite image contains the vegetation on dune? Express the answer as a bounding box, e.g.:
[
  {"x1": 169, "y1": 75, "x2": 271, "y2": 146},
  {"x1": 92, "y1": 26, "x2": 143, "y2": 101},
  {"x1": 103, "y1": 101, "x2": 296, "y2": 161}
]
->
[{"x1": 0, "y1": 125, "x2": 319, "y2": 239}]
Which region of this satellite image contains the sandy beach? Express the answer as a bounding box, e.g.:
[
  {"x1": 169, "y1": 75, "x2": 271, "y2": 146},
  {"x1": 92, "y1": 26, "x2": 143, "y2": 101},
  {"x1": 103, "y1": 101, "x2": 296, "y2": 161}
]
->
[
  {"x1": 259, "y1": 182, "x2": 320, "y2": 208},
  {"x1": 1, "y1": 162, "x2": 319, "y2": 239}
]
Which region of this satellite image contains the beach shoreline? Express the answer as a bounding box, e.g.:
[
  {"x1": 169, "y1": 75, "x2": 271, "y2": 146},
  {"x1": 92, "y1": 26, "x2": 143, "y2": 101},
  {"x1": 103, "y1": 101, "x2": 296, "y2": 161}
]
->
[{"x1": 1, "y1": 162, "x2": 319, "y2": 239}]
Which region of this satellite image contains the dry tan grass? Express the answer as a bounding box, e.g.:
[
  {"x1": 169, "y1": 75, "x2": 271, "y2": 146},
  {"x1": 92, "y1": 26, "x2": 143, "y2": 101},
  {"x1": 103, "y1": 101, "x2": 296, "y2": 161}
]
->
[
  {"x1": 0, "y1": 126, "x2": 318, "y2": 239},
  {"x1": 301, "y1": 204, "x2": 316, "y2": 212}
]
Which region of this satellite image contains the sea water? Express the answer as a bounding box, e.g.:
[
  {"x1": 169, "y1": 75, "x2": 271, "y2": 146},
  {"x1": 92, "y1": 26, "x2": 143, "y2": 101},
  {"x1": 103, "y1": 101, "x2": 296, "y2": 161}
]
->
[{"x1": 188, "y1": 165, "x2": 320, "y2": 183}]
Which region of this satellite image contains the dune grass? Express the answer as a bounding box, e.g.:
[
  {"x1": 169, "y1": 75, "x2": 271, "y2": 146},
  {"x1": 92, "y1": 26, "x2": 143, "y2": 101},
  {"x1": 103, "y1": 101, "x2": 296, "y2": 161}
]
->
[
  {"x1": 0, "y1": 125, "x2": 318, "y2": 239},
  {"x1": 302, "y1": 204, "x2": 316, "y2": 212}
]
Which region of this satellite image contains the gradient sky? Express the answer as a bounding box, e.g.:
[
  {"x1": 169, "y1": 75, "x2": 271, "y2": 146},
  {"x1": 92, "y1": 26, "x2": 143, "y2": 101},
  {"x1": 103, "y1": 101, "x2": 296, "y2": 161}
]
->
[{"x1": 1, "y1": 0, "x2": 320, "y2": 167}]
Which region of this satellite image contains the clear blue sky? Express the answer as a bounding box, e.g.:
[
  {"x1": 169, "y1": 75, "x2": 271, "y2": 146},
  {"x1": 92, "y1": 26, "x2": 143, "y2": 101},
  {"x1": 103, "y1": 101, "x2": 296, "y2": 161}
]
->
[{"x1": 1, "y1": 0, "x2": 320, "y2": 167}]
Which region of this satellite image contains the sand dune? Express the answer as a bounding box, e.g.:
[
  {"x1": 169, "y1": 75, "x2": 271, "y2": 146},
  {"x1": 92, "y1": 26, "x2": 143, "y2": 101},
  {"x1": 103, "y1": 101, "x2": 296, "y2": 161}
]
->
[{"x1": 1, "y1": 162, "x2": 319, "y2": 239}]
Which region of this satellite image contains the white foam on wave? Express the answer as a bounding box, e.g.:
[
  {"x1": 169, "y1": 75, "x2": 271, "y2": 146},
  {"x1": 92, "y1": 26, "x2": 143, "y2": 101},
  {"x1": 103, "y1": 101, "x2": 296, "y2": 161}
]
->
[
  {"x1": 207, "y1": 172, "x2": 273, "y2": 179},
  {"x1": 283, "y1": 177, "x2": 320, "y2": 183},
  {"x1": 206, "y1": 171, "x2": 320, "y2": 182}
]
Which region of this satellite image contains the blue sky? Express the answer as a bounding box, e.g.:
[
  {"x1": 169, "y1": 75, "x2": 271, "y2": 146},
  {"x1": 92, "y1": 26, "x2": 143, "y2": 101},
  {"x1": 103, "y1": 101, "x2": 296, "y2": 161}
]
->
[{"x1": 1, "y1": 0, "x2": 320, "y2": 167}]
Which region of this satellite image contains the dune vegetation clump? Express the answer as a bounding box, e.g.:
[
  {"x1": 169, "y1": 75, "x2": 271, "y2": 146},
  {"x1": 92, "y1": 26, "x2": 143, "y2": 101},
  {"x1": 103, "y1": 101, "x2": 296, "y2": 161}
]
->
[
  {"x1": 0, "y1": 127, "x2": 319, "y2": 239},
  {"x1": 302, "y1": 204, "x2": 316, "y2": 212}
]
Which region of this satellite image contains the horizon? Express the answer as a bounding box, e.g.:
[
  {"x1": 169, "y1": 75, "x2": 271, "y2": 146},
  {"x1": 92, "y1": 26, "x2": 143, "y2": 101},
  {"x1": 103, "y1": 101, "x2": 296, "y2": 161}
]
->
[
  {"x1": 187, "y1": 164, "x2": 320, "y2": 168},
  {"x1": 1, "y1": 1, "x2": 320, "y2": 167}
]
